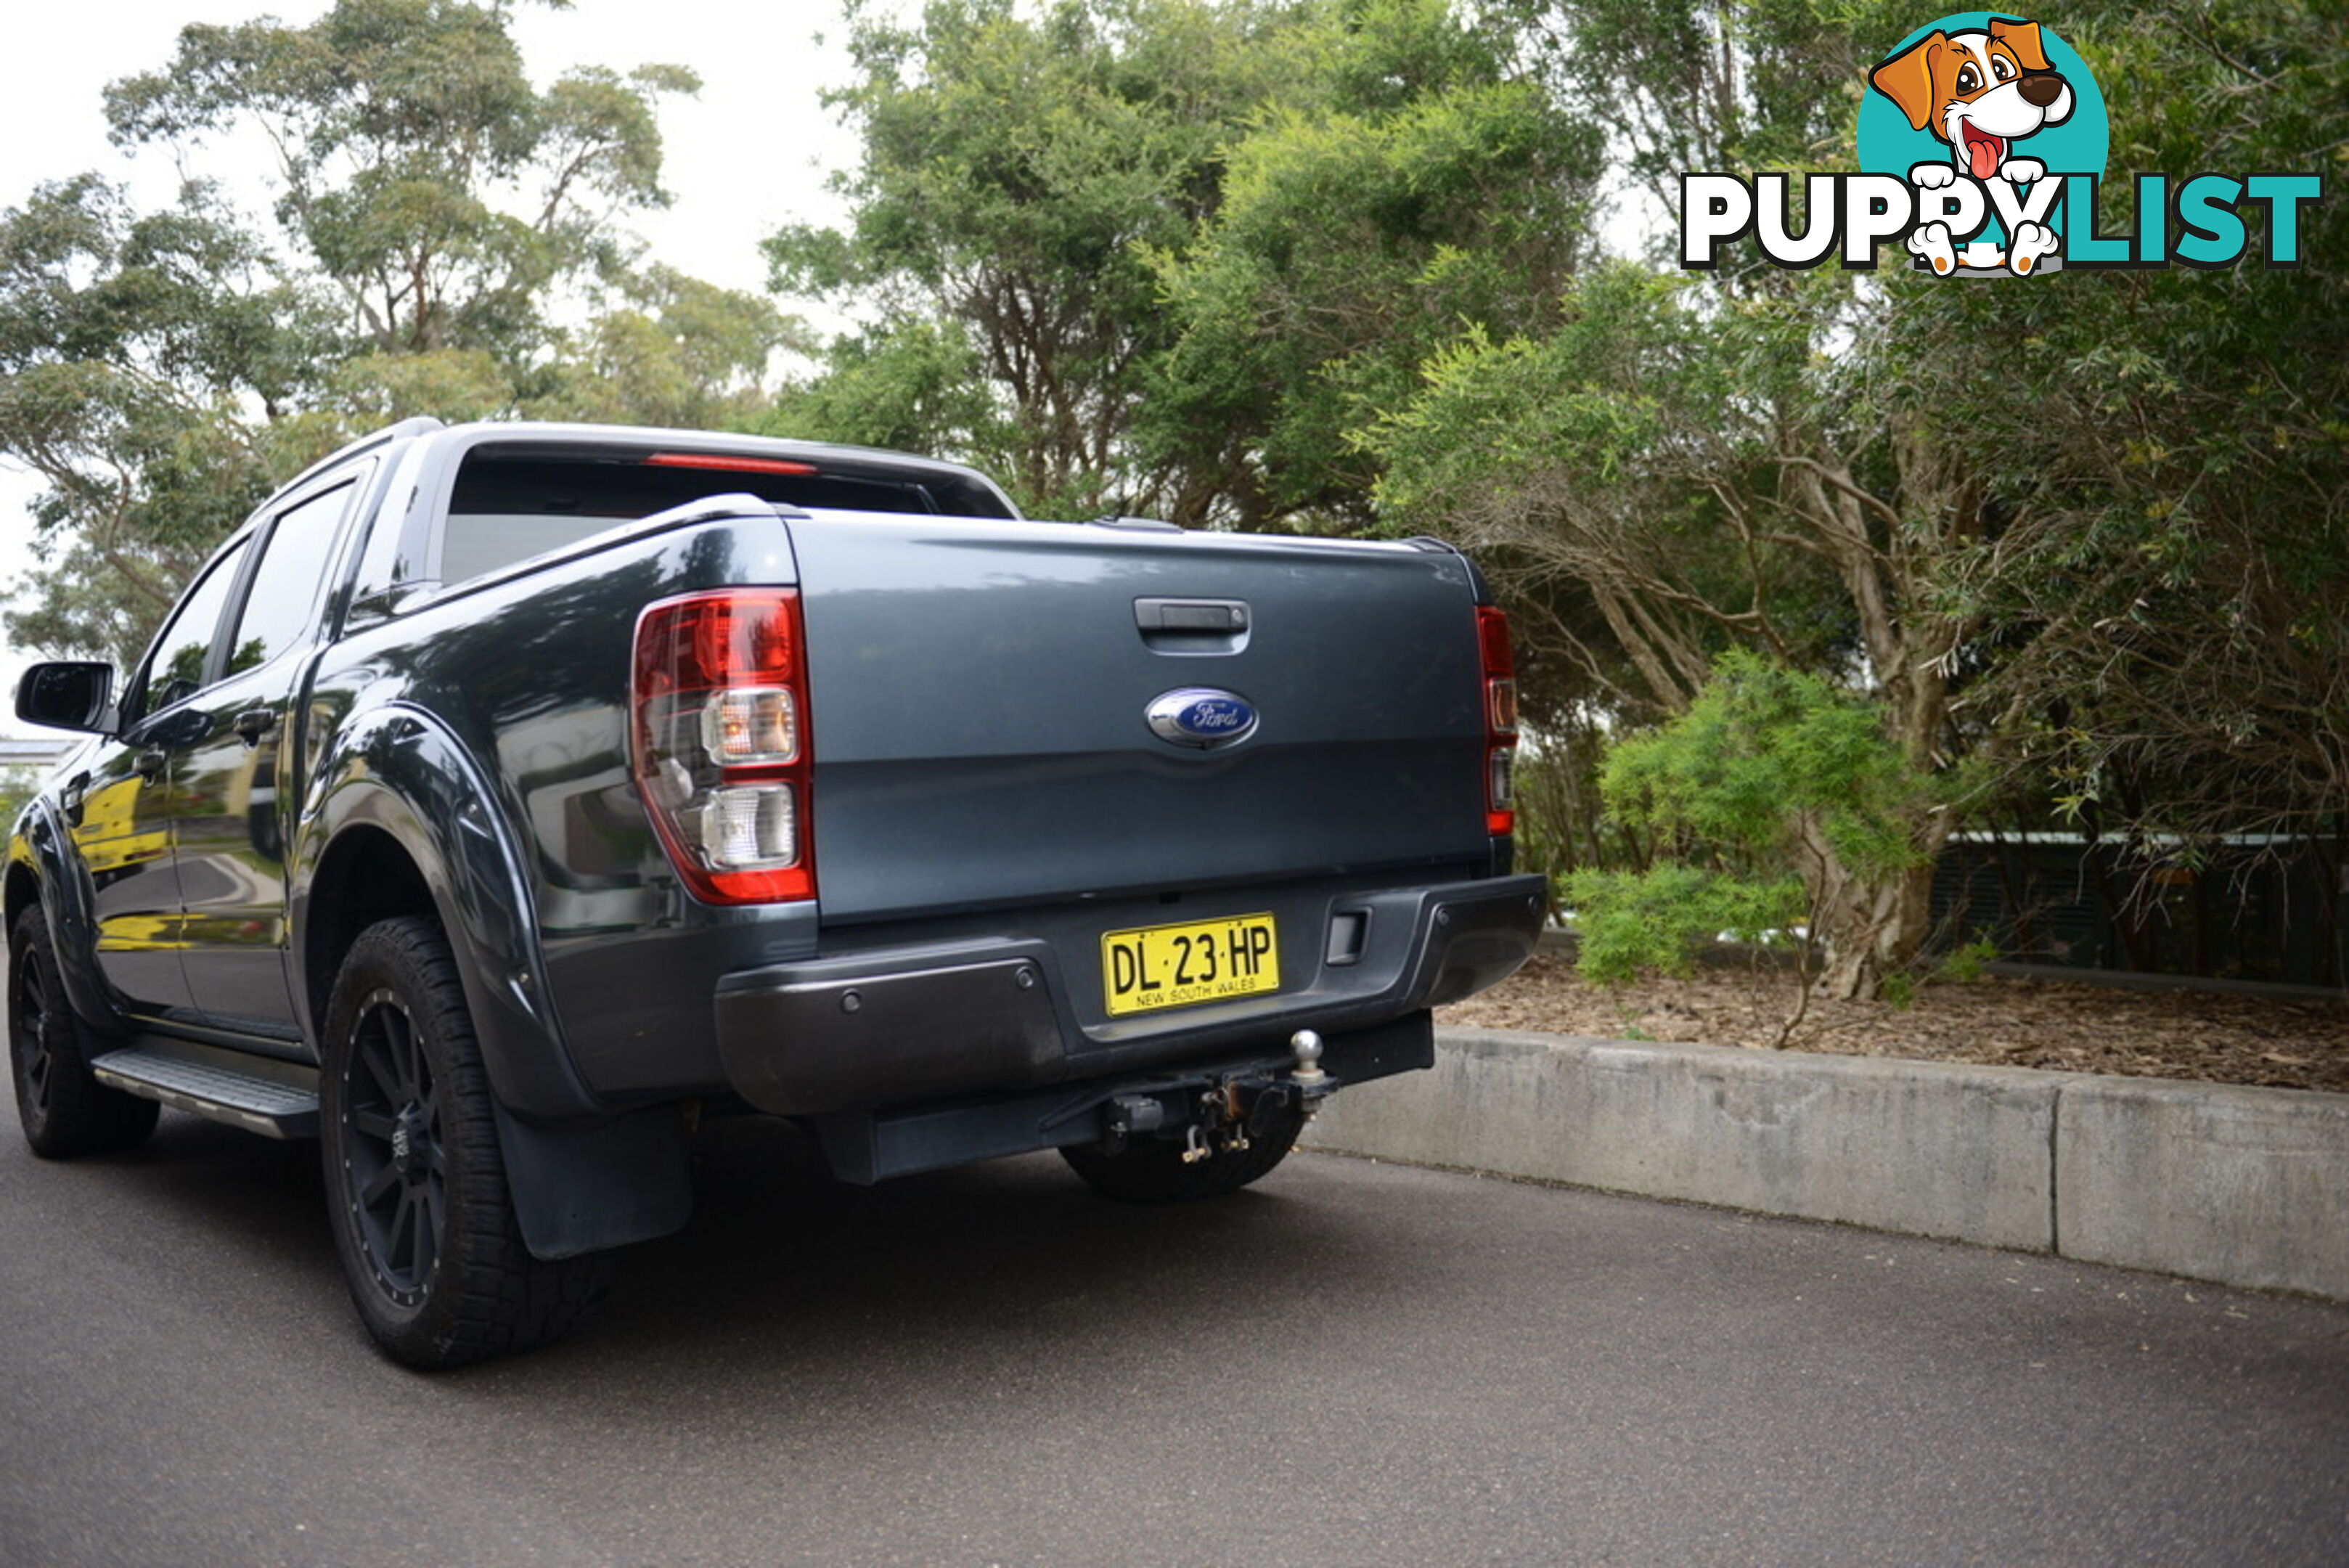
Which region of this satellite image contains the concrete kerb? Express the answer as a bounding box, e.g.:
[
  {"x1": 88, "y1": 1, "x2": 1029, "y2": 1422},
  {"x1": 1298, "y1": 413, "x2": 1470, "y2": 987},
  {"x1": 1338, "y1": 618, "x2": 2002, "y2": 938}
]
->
[
  {"x1": 2056, "y1": 1075, "x2": 2349, "y2": 1299},
  {"x1": 1302, "y1": 1028, "x2": 2349, "y2": 1302}
]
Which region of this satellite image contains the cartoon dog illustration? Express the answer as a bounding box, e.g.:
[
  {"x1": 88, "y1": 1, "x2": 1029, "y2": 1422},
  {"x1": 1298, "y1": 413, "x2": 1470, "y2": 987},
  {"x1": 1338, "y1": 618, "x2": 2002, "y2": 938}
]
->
[{"x1": 1870, "y1": 17, "x2": 2075, "y2": 274}]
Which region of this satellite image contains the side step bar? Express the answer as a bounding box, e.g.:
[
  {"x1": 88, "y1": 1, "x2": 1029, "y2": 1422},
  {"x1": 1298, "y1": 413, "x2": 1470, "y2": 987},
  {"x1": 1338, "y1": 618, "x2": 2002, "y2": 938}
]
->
[{"x1": 91, "y1": 1043, "x2": 321, "y2": 1140}]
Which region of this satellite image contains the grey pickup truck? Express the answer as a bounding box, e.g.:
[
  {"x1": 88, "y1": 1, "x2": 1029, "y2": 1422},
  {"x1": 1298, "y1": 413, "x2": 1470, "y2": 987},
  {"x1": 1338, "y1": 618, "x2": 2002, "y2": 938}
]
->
[{"x1": 7, "y1": 419, "x2": 1542, "y2": 1365}]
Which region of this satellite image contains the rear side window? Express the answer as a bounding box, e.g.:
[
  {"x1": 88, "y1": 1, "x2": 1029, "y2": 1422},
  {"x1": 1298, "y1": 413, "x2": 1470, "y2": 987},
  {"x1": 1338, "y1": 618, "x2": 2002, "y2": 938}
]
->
[
  {"x1": 436, "y1": 449, "x2": 1019, "y2": 584},
  {"x1": 142, "y1": 537, "x2": 252, "y2": 716},
  {"x1": 228, "y1": 481, "x2": 359, "y2": 674}
]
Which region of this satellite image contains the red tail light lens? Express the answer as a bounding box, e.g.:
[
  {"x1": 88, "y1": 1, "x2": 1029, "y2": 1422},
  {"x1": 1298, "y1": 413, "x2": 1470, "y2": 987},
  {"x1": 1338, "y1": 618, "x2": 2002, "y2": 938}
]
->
[
  {"x1": 1476, "y1": 605, "x2": 1518, "y2": 836},
  {"x1": 632, "y1": 589, "x2": 815, "y2": 904}
]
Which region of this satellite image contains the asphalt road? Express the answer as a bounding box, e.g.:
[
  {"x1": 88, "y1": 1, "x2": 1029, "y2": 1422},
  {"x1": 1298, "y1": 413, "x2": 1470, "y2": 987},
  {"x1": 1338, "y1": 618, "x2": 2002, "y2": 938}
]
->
[{"x1": 4, "y1": 1062, "x2": 2347, "y2": 1565}]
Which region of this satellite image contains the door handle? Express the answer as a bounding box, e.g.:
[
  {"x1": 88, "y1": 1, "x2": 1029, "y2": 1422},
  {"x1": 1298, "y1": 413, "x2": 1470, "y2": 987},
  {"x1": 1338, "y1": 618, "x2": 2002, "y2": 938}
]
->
[
  {"x1": 134, "y1": 749, "x2": 167, "y2": 783},
  {"x1": 1134, "y1": 597, "x2": 1251, "y2": 653},
  {"x1": 234, "y1": 708, "x2": 277, "y2": 746}
]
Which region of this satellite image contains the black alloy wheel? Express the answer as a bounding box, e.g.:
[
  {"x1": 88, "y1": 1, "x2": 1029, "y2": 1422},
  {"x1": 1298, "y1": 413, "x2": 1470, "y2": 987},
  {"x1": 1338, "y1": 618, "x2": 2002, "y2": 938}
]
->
[
  {"x1": 11, "y1": 931, "x2": 59, "y2": 1125},
  {"x1": 321, "y1": 917, "x2": 609, "y2": 1368},
  {"x1": 338, "y1": 984, "x2": 444, "y2": 1307},
  {"x1": 8, "y1": 905, "x2": 158, "y2": 1159}
]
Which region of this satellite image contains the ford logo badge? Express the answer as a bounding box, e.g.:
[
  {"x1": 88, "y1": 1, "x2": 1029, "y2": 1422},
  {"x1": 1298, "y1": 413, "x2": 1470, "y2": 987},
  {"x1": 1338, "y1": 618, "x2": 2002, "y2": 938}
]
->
[{"x1": 1147, "y1": 688, "x2": 1260, "y2": 748}]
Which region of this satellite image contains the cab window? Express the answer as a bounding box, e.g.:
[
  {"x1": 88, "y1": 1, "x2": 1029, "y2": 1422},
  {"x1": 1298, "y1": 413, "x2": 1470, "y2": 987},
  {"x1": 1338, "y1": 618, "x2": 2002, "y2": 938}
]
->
[
  {"x1": 436, "y1": 449, "x2": 1016, "y2": 585},
  {"x1": 140, "y1": 537, "x2": 252, "y2": 716}
]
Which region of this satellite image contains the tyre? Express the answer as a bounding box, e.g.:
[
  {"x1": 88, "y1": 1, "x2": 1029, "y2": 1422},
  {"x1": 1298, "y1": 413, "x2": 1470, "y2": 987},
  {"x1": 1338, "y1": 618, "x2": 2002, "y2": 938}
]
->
[
  {"x1": 1060, "y1": 1098, "x2": 1307, "y2": 1204},
  {"x1": 320, "y1": 917, "x2": 609, "y2": 1368},
  {"x1": 8, "y1": 905, "x2": 159, "y2": 1159}
]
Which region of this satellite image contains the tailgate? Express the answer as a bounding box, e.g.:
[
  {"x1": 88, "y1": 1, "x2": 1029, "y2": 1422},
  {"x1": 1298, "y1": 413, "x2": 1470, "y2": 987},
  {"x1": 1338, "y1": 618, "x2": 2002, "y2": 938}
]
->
[{"x1": 787, "y1": 513, "x2": 1493, "y2": 923}]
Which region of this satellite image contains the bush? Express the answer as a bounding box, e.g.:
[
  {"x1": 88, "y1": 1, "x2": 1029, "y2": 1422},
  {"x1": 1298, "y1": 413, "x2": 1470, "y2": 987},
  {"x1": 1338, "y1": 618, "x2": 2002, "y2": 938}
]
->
[
  {"x1": 1565, "y1": 865, "x2": 1805, "y2": 985},
  {"x1": 1934, "y1": 938, "x2": 2000, "y2": 986}
]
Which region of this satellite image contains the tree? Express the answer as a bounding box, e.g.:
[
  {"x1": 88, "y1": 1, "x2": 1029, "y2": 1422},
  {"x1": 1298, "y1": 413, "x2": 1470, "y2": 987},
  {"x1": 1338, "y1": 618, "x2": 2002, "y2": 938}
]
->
[
  {"x1": 1364, "y1": 0, "x2": 2346, "y2": 995},
  {"x1": 1137, "y1": 0, "x2": 1602, "y2": 529},
  {"x1": 768, "y1": 0, "x2": 1304, "y2": 518},
  {"x1": 0, "y1": 175, "x2": 344, "y2": 661},
  {"x1": 758, "y1": 318, "x2": 1021, "y2": 477},
  {"x1": 1370, "y1": 259, "x2": 1996, "y2": 996},
  {"x1": 1, "y1": 0, "x2": 764, "y2": 662},
  {"x1": 528, "y1": 266, "x2": 809, "y2": 430},
  {"x1": 772, "y1": 0, "x2": 1601, "y2": 528},
  {"x1": 1508, "y1": 0, "x2": 1904, "y2": 242},
  {"x1": 105, "y1": 0, "x2": 698, "y2": 365},
  {"x1": 1866, "y1": 0, "x2": 2349, "y2": 865}
]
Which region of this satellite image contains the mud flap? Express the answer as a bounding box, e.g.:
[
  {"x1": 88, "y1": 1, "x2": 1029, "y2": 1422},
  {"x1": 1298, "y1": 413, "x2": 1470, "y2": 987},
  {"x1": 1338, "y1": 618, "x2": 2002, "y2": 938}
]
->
[{"x1": 492, "y1": 1101, "x2": 694, "y2": 1260}]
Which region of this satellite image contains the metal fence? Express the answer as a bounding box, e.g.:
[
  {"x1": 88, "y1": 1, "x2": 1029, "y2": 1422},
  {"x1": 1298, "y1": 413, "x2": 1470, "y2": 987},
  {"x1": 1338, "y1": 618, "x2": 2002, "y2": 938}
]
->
[{"x1": 1932, "y1": 834, "x2": 2348, "y2": 989}]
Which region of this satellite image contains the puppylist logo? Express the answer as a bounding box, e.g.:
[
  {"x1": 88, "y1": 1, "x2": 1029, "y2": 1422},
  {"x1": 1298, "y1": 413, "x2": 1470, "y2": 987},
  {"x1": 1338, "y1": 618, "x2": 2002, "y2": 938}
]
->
[
  {"x1": 1680, "y1": 12, "x2": 2323, "y2": 277},
  {"x1": 1865, "y1": 15, "x2": 2095, "y2": 274}
]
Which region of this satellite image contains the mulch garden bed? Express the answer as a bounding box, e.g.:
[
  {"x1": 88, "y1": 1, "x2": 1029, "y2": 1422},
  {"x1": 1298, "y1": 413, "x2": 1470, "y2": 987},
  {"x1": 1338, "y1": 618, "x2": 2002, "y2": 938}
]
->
[{"x1": 1439, "y1": 953, "x2": 2349, "y2": 1094}]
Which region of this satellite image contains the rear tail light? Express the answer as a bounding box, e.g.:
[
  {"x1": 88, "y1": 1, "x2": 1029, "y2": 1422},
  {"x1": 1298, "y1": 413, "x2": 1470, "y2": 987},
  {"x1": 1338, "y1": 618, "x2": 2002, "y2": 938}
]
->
[
  {"x1": 632, "y1": 589, "x2": 815, "y2": 904},
  {"x1": 1476, "y1": 605, "x2": 1519, "y2": 836}
]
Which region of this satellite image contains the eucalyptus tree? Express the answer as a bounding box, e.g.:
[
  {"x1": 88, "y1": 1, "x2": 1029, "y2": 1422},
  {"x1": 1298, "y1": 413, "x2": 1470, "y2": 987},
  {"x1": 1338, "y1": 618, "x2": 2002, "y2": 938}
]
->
[
  {"x1": 105, "y1": 0, "x2": 699, "y2": 364},
  {"x1": 1, "y1": 0, "x2": 759, "y2": 662}
]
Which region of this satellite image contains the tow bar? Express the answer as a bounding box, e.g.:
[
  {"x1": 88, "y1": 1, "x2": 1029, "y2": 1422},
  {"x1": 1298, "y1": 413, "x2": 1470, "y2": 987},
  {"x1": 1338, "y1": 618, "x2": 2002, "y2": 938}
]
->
[{"x1": 1098, "y1": 1029, "x2": 1339, "y2": 1161}]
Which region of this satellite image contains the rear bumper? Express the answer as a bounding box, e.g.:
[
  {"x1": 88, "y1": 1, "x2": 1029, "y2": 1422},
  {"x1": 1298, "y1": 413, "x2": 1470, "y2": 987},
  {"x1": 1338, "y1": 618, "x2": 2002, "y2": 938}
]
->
[{"x1": 712, "y1": 873, "x2": 1545, "y2": 1117}]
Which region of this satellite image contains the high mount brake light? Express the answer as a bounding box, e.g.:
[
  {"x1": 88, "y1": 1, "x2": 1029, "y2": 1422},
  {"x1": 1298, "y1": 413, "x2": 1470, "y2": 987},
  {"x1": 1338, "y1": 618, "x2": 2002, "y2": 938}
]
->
[
  {"x1": 642, "y1": 452, "x2": 819, "y2": 476},
  {"x1": 632, "y1": 589, "x2": 815, "y2": 904},
  {"x1": 1476, "y1": 605, "x2": 1519, "y2": 837}
]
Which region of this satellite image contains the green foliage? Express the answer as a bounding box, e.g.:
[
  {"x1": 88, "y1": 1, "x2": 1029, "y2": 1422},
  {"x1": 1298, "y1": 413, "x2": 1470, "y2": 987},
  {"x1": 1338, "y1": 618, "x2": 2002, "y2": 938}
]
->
[
  {"x1": 105, "y1": 0, "x2": 697, "y2": 359},
  {"x1": 759, "y1": 317, "x2": 1029, "y2": 493},
  {"x1": 530, "y1": 267, "x2": 807, "y2": 431},
  {"x1": 1514, "y1": 0, "x2": 1912, "y2": 231},
  {"x1": 0, "y1": 765, "x2": 40, "y2": 829},
  {"x1": 1565, "y1": 653, "x2": 1947, "y2": 1008},
  {"x1": 0, "y1": 173, "x2": 343, "y2": 658},
  {"x1": 1137, "y1": 0, "x2": 1601, "y2": 527},
  {"x1": 1365, "y1": 259, "x2": 1862, "y2": 722},
  {"x1": 1601, "y1": 652, "x2": 1940, "y2": 886},
  {"x1": 1506, "y1": 725, "x2": 1631, "y2": 911},
  {"x1": 1862, "y1": 0, "x2": 2349, "y2": 849},
  {"x1": 1566, "y1": 863, "x2": 1805, "y2": 984},
  {"x1": 1935, "y1": 939, "x2": 1999, "y2": 987},
  {"x1": 1360, "y1": 0, "x2": 2344, "y2": 984},
  {"x1": 771, "y1": 0, "x2": 1598, "y2": 526},
  {"x1": 329, "y1": 347, "x2": 516, "y2": 425},
  {"x1": 767, "y1": 0, "x2": 1302, "y2": 515}
]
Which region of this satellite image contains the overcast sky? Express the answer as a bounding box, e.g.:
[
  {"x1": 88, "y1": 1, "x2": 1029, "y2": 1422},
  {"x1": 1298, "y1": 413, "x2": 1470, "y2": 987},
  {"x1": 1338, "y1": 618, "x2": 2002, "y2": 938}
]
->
[{"x1": 0, "y1": 0, "x2": 861, "y2": 730}]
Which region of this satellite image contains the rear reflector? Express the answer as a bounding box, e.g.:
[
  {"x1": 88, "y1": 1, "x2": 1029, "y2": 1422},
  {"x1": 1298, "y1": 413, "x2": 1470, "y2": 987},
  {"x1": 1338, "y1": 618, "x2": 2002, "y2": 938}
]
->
[
  {"x1": 644, "y1": 452, "x2": 819, "y2": 476},
  {"x1": 632, "y1": 589, "x2": 815, "y2": 904}
]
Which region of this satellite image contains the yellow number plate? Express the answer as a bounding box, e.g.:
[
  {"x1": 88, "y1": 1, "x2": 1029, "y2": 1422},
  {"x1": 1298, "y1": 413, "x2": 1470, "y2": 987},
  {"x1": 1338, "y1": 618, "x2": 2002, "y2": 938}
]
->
[{"x1": 1100, "y1": 913, "x2": 1280, "y2": 1018}]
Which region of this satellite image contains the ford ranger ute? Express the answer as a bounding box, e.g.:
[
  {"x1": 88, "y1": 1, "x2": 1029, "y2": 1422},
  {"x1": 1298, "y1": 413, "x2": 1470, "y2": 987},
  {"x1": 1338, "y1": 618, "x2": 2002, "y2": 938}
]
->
[{"x1": 7, "y1": 418, "x2": 1543, "y2": 1367}]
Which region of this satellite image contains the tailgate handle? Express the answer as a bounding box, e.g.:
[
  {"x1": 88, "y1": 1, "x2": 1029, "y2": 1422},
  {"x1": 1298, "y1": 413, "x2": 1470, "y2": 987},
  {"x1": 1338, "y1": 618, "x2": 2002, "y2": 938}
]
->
[{"x1": 1135, "y1": 597, "x2": 1250, "y2": 653}]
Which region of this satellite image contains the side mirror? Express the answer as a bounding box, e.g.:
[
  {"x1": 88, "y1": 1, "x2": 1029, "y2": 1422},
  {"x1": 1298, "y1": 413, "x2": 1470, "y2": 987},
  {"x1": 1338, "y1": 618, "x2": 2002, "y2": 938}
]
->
[{"x1": 15, "y1": 662, "x2": 115, "y2": 734}]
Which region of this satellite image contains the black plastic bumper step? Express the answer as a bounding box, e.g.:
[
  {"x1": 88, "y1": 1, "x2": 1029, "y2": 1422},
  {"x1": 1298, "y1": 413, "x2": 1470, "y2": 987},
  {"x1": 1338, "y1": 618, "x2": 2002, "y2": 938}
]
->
[{"x1": 91, "y1": 1048, "x2": 319, "y2": 1139}]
